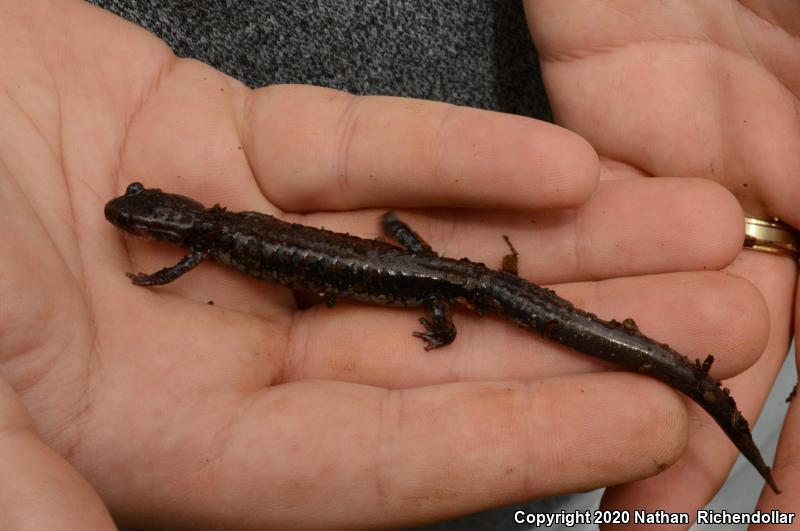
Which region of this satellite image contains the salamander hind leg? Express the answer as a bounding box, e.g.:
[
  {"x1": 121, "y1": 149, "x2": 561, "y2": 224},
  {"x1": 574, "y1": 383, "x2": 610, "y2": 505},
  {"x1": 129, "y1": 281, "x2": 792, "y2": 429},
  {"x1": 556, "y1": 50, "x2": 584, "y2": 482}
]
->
[
  {"x1": 380, "y1": 211, "x2": 436, "y2": 256},
  {"x1": 127, "y1": 250, "x2": 205, "y2": 286},
  {"x1": 414, "y1": 299, "x2": 457, "y2": 351},
  {"x1": 500, "y1": 235, "x2": 519, "y2": 276}
]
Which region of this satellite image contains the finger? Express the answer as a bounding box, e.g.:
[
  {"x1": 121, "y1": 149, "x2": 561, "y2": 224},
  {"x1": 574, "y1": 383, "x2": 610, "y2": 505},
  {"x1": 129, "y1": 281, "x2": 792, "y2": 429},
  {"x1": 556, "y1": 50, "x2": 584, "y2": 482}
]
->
[
  {"x1": 299, "y1": 176, "x2": 743, "y2": 285},
  {"x1": 753, "y1": 282, "x2": 800, "y2": 519},
  {"x1": 91, "y1": 373, "x2": 687, "y2": 530},
  {"x1": 600, "y1": 251, "x2": 796, "y2": 521},
  {"x1": 0, "y1": 378, "x2": 115, "y2": 530},
  {"x1": 287, "y1": 270, "x2": 767, "y2": 388},
  {"x1": 243, "y1": 84, "x2": 599, "y2": 211}
]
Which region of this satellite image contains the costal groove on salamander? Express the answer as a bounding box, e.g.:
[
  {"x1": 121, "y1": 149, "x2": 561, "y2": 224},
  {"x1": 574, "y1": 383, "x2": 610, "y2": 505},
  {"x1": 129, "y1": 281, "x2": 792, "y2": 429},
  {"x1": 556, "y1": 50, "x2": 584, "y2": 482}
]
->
[{"x1": 104, "y1": 182, "x2": 779, "y2": 493}]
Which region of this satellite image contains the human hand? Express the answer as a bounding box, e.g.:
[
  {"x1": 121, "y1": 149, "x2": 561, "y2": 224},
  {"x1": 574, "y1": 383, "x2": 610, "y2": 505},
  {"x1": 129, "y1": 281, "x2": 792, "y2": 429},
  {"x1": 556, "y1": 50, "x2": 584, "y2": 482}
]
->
[
  {"x1": 525, "y1": 0, "x2": 799, "y2": 519},
  {"x1": 0, "y1": 1, "x2": 761, "y2": 529}
]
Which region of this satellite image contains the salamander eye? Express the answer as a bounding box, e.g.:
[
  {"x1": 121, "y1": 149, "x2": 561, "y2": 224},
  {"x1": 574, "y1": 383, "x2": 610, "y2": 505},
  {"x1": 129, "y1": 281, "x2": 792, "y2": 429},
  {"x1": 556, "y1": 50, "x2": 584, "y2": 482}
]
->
[{"x1": 126, "y1": 182, "x2": 144, "y2": 196}]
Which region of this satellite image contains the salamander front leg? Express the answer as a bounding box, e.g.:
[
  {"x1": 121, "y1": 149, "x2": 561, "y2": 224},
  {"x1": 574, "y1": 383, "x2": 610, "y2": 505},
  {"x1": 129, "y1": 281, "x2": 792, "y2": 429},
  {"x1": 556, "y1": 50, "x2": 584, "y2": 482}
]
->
[
  {"x1": 414, "y1": 299, "x2": 457, "y2": 351},
  {"x1": 381, "y1": 211, "x2": 436, "y2": 256},
  {"x1": 127, "y1": 250, "x2": 206, "y2": 286}
]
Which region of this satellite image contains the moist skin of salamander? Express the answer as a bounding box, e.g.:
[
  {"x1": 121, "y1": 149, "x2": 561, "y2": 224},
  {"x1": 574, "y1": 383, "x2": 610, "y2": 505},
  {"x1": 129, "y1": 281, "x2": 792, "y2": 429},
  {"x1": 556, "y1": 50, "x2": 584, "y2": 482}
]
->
[{"x1": 105, "y1": 182, "x2": 780, "y2": 494}]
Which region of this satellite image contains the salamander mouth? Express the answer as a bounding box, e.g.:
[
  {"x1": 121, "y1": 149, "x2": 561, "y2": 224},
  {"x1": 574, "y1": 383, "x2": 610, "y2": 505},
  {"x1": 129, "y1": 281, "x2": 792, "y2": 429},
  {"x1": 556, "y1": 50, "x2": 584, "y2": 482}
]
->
[
  {"x1": 131, "y1": 225, "x2": 182, "y2": 241},
  {"x1": 103, "y1": 203, "x2": 180, "y2": 241}
]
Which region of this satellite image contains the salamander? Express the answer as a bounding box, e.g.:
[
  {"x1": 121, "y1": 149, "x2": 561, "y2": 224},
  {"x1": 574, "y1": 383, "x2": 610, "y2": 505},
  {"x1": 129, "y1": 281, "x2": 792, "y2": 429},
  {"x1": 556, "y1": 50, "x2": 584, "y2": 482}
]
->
[{"x1": 105, "y1": 182, "x2": 779, "y2": 493}]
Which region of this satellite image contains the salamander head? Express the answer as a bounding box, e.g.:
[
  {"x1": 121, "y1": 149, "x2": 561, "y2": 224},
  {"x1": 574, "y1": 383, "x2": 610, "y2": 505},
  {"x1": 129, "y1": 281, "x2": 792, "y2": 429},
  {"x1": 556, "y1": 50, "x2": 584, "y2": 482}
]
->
[{"x1": 105, "y1": 182, "x2": 205, "y2": 243}]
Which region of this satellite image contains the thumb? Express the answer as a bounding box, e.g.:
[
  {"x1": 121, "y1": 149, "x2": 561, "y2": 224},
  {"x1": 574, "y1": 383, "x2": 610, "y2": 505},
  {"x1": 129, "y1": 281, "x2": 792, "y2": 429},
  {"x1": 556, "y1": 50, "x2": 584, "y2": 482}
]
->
[{"x1": 0, "y1": 377, "x2": 116, "y2": 530}]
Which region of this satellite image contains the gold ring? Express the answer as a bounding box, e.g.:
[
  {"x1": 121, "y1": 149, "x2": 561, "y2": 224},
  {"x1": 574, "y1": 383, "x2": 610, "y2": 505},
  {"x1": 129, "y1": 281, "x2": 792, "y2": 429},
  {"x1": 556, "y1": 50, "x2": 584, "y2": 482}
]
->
[{"x1": 743, "y1": 217, "x2": 799, "y2": 259}]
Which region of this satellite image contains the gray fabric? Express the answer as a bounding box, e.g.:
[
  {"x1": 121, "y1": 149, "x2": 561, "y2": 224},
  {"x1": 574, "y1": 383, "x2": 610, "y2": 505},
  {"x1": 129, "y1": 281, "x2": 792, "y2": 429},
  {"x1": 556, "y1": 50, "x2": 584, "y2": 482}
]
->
[{"x1": 86, "y1": 0, "x2": 552, "y2": 120}]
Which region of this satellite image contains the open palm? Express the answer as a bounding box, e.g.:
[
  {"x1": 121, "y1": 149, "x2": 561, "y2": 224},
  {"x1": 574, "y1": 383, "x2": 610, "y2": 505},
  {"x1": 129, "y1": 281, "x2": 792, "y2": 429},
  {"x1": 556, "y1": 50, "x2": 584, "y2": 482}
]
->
[
  {"x1": 526, "y1": 0, "x2": 800, "y2": 517},
  {"x1": 0, "y1": 1, "x2": 774, "y2": 529}
]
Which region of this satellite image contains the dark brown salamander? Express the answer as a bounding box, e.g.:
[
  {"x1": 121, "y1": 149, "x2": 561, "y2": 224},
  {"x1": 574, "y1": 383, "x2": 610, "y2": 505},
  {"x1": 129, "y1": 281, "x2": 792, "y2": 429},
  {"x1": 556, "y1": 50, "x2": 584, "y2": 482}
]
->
[{"x1": 105, "y1": 182, "x2": 779, "y2": 493}]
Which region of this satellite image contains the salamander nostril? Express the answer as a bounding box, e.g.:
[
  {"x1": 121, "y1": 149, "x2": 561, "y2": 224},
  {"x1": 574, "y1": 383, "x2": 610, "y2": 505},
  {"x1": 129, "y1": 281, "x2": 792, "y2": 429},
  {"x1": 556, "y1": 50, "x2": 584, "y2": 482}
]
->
[{"x1": 119, "y1": 208, "x2": 131, "y2": 222}]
